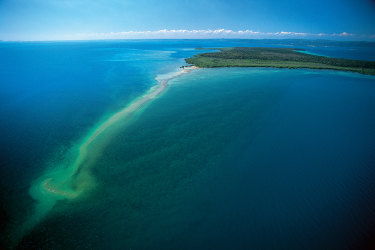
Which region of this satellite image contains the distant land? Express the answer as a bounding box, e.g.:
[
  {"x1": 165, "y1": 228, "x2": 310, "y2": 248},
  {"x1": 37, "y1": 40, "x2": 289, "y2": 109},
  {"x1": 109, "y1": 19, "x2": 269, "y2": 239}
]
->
[{"x1": 185, "y1": 47, "x2": 375, "y2": 75}]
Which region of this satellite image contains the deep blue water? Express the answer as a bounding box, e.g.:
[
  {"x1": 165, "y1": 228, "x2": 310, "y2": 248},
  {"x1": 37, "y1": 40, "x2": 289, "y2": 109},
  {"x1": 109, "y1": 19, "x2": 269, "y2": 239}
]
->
[{"x1": 1, "y1": 40, "x2": 375, "y2": 249}]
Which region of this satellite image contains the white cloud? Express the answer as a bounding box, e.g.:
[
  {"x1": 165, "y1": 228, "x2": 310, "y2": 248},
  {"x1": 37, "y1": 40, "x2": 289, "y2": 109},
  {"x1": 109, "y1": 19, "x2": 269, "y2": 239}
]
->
[
  {"x1": 25, "y1": 29, "x2": 375, "y2": 41},
  {"x1": 331, "y1": 32, "x2": 355, "y2": 37}
]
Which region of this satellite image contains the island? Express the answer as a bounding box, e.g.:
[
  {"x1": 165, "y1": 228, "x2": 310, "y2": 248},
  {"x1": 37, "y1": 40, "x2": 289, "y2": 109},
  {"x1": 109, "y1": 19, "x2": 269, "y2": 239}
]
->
[{"x1": 185, "y1": 47, "x2": 375, "y2": 75}]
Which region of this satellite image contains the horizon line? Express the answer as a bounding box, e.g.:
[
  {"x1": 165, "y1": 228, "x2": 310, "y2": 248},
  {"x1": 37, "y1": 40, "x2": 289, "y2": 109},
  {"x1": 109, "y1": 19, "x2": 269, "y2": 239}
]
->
[
  {"x1": 1, "y1": 29, "x2": 375, "y2": 42},
  {"x1": 2, "y1": 38, "x2": 375, "y2": 43}
]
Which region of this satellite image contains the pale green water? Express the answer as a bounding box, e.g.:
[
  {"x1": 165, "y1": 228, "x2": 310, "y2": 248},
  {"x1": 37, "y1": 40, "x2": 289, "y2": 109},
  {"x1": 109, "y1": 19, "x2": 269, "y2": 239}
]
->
[{"x1": 13, "y1": 67, "x2": 195, "y2": 245}]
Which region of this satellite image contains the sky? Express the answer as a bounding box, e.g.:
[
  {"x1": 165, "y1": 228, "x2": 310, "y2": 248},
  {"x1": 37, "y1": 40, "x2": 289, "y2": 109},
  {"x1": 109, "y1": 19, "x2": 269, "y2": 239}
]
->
[{"x1": 0, "y1": 0, "x2": 375, "y2": 41}]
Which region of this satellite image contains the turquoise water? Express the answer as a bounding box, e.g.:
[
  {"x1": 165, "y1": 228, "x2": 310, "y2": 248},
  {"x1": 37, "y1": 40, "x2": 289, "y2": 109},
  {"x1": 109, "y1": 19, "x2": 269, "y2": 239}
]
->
[
  {"x1": 1, "y1": 40, "x2": 375, "y2": 249},
  {"x1": 296, "y1": 49, "x2": 331, "y2": 57}
]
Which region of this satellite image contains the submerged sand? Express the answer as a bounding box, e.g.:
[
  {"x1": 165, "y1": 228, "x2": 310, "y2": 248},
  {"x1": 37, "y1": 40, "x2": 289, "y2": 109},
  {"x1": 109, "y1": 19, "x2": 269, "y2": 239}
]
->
[{"x1": 10, "y1": 66, "x2": 198, "y2": 245}]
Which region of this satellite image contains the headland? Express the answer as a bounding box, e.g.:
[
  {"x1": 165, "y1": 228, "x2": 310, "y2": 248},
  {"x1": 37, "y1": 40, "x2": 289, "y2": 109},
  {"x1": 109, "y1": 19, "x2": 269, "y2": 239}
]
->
[{"x1": 185, "y1": 47, "x2": 375, "y2": 75}]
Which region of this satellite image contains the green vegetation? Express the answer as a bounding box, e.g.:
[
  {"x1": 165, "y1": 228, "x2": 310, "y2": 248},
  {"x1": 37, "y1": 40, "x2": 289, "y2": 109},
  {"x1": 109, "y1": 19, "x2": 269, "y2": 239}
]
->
[{"x1": 185, "y1": 47, "x2": 375, "y2": 75}]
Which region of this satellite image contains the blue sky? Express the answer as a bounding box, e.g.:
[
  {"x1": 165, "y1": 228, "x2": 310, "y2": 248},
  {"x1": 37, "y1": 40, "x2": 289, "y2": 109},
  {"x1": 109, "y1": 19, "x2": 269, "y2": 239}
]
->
[{"x1": 0, "y1": 0, "x2": 375, "y2": 41}]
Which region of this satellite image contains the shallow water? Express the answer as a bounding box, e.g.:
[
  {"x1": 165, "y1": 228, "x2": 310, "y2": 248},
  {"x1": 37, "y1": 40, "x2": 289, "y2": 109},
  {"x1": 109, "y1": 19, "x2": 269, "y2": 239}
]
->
[{"x1": 1, "y1": 40, "x2": 375, "y2": 249}]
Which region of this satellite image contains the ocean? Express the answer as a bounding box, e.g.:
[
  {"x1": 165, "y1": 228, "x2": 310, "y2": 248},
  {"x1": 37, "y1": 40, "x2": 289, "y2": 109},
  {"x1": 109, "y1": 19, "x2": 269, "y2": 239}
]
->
[{"x1": 1, "y1": 40, "x2": 375, "y2": 249}]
